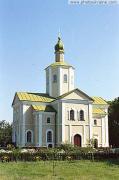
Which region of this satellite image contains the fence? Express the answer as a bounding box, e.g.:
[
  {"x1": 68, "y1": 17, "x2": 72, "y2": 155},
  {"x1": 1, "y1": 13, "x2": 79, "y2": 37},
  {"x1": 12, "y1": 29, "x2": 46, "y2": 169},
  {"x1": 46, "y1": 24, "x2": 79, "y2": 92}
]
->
[{"x1": 0, "y1": 152, "x2": 119, "y2": 162}]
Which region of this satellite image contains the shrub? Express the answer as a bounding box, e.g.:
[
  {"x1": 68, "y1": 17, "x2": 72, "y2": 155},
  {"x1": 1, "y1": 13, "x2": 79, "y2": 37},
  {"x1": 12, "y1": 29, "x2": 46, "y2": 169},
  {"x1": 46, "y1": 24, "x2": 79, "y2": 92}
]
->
[{"x1": 1, "y1": 155, "x2": 10, "y2": 162}]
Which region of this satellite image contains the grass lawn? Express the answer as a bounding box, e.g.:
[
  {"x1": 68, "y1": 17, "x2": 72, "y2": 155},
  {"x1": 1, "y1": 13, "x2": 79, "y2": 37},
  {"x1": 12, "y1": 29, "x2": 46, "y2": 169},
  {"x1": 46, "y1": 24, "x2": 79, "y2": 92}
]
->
[{"x1": 0, "y1": 160, "x2": 119, "y2": 180}]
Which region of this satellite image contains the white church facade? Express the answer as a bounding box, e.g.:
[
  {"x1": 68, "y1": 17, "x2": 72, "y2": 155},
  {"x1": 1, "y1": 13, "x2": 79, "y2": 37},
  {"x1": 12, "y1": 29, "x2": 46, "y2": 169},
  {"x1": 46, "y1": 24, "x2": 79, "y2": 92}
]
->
[{"x1": 12, "y1": 37, "x2": 109, "y2": 148}]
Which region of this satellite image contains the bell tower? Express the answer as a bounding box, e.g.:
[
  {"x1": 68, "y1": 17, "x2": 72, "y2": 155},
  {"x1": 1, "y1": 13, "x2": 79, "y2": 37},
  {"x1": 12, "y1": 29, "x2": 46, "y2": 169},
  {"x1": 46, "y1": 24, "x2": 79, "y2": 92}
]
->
[{"x1": 45, "y1": 36, "x2": 75, "y2": 97}]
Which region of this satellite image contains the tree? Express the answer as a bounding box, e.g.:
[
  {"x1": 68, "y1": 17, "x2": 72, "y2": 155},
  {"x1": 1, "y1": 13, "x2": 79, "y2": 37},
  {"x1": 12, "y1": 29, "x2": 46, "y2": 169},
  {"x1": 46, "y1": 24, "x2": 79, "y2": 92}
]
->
[
  {"x1": 108, "y1": 97, "x2": 119, "y2": 147},
  {"x1": 0, "y1": 120, "x2": 12, "y2": 147}
]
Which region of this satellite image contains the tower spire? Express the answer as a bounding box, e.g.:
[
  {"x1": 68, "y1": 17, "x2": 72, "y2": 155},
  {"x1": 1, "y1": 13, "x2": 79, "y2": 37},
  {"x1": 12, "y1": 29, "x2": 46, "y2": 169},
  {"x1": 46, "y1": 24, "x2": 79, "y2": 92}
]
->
[{"x1": 58, "y1": 28, "x2": 61, "y2": 39}]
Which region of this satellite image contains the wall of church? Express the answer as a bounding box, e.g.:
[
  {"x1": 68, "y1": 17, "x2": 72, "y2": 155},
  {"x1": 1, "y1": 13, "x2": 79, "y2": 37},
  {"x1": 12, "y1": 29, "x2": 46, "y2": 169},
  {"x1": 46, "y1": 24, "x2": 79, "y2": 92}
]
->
[
  {"x1": 61, "y1": 68, "x2": 69, "y2": 95},
  {"x1": 64, "y1": 103, "x2": 89, "y2": 124},
  {"x1": 23, "y1": 105, "x2": 34, "y2": 146},
  {"x1": 61, "y1": 102, "x2": 91, "y2": 147},
  {"x1": 51, "y1": 102, "x2": 62, "y2": 145},
  {"x1": 46, "y1": 69, "x2": 49, "y2": 94},
  {"x1": 93, "y1": 126, "x2": 102, "y2": 146},
  {"x1": 42, "y1": 113, "x2": 55, "y2": 147},
  {"x1": 46, "y1": 65, "x2": 75, "y2": 97},
  {"x1": 12, "y1": 103, "x2": 21, "y2": 146},
  {"x1": 51, "y1": 68, "x2": 59, "y2": 97}
]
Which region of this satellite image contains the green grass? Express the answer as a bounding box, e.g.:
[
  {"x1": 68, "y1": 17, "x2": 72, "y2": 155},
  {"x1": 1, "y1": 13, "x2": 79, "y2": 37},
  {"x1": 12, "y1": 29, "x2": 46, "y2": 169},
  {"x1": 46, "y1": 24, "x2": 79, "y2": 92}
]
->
[{"x1": 0, "y1": 160, "x2": 119, "y2": 180}]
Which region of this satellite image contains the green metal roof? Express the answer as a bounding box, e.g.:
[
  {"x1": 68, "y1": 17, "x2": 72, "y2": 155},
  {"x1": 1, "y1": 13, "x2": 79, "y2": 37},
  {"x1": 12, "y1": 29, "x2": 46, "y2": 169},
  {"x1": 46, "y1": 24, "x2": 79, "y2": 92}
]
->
[
  {"x1": 15, "y1": 92, "x2": 55, "y2": 103},
  {"x1": 55, "y1": 37, "x2": 64, "y2": 53},
  {"x1": 92, "y1": 108, "x2": 106, "y2": 115},
  {"x1": 32, "y1": 105, "x2": 56, "y2": 112},
  {"x1": 92, "y1": 97, "x2": 108, "y2": 105}
]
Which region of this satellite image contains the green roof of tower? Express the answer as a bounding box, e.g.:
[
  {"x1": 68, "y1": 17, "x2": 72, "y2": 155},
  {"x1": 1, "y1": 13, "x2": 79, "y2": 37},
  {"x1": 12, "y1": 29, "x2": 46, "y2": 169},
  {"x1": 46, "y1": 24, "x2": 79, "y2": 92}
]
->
[{"x1": 55, "y1": 37, "x2": 64, "y2": 53}]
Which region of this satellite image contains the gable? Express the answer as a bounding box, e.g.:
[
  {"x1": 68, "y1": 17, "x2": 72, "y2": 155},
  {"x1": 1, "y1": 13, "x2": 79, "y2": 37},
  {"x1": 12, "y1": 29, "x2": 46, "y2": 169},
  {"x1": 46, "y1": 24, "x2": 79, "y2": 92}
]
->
[
  {"x1": 12, "y1": 93, "x2": 20, "y2": 106},
  {"x1": 58, "y1": 88, "x2": 93, "y2": 101}
]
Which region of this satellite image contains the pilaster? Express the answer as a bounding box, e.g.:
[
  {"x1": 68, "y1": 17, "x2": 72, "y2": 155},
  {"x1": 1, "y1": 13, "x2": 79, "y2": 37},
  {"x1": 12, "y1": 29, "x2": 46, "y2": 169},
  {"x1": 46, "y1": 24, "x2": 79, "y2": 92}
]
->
[
  {"x1": 62, "y1": 103, "x2": 65, "y2": 142},
  {"x1": 39, "y1": 113, "x2": 42, "y2": 146}
]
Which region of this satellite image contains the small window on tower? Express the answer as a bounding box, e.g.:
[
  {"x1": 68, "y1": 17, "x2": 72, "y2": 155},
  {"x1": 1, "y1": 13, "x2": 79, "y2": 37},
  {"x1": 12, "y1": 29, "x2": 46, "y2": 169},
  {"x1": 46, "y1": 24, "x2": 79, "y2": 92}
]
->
[
  {"x1": 94, "y1": 119, "x2": 97, "y2": 125},
  {"x1": 47, "y1": 117, "x2": 50, "y2": 123},
  {"x1": 64, "y1": 74, "x2": 67, "y2": 83},
  {"x1": 53, "y1": 75, "x2": 57, "y2": 83}
]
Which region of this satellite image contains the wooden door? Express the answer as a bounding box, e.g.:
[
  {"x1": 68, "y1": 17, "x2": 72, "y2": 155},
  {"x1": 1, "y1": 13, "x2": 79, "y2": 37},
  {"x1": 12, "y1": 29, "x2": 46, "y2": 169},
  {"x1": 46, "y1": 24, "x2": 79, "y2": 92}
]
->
[{"x1": 74, "y1": 134, "x2": 81, "y2": 147}]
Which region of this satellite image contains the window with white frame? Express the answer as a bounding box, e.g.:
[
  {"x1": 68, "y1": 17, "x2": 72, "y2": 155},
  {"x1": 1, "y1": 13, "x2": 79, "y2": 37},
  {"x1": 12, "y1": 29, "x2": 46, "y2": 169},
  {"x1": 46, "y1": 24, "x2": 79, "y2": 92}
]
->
[
  {"x1": 47, "y1": 117, "x2": 50, "y2": 123},
  {"x1": 26, "y1": 130, "x2": 32, "y2": 143},
  {"x1": 94, "y1": 119, "x2": 97, "y2": 125},
  {"x1": 80, "y1": 110, "x2": 84, "y2": 121},
  {"x1": 47, "y1": 131, "x2": 52, "y2": 143},
  {"x1": 53, "y1": 74, "x2": 57, "y2": 83},
  {"x1": 63, "y1": 74, "x2": 67, "y2": 83},
  {"x1": 70, "y1": 109, "x2": 75, "y2": 120}
]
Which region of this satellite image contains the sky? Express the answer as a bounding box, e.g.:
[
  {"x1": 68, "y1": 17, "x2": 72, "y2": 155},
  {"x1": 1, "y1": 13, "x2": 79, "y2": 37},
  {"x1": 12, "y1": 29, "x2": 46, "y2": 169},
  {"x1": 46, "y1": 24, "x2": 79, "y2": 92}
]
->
[{"x1": 0, "y1": 0, "x2": 119, "y2": 123}]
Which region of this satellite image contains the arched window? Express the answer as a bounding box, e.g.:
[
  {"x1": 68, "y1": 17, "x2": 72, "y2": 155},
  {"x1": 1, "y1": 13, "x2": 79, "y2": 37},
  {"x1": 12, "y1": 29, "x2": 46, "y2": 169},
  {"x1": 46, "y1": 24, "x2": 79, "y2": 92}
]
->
[
  {"x1": 53, "y1": 74, "x2": 57, "y2": 83},
  {"x1": 94, "y1": 139, "x2": 98, "y2": 148},
  {"x1": 26, "y1": 131, "x2": 32, "y2": 143},
  {"x1": 94, "y1": 119, "x2": 97, "y2": 125},
  {"x1": 64, "y1": 74, "x2": 67, "y2": 83},
  {"x1": 80, "y1": 110, "x2": 84, "y2": 121},
  {"x1": 47, "y1": 131, "x2": 52, "y2": 143},
  {"x1": 70, "y1": 110, "x2": 74, "y2": 120},
  {"x1": 47, "y1": 117, "x2": 50, "y2": 123}
]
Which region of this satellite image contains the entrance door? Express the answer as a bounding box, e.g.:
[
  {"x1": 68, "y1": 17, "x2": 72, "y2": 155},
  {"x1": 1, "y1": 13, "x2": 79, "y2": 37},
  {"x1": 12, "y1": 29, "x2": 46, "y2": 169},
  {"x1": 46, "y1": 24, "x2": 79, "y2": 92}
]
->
[
  {"x1": 74, "y1": 134, "x2": 81, "y2": 147},
  {"x1": 94, "y1": 139, "x2": 98, "y2": 148}
]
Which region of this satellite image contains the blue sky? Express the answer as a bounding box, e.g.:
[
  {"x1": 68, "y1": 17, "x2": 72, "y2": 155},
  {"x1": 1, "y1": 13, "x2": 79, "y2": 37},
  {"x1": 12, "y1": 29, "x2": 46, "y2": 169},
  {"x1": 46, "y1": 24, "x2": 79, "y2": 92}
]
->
[{"x1": 0, "y1": 0, "x2": 119, "y2": 122}]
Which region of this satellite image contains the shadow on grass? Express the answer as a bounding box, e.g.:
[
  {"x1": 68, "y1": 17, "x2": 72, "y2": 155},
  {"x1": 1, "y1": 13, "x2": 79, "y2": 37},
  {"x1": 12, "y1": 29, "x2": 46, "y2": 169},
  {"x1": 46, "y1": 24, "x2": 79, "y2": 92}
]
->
[{"x1": 105, "y1": 159, "x2": 119, "y2": 166}]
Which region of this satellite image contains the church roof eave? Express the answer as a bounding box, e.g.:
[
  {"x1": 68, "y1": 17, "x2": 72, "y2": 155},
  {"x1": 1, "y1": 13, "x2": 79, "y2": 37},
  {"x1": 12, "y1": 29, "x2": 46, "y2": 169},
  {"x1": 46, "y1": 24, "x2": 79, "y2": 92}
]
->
[{"x1": 45, "y1": 61, "x2": 75, "y2": 70}]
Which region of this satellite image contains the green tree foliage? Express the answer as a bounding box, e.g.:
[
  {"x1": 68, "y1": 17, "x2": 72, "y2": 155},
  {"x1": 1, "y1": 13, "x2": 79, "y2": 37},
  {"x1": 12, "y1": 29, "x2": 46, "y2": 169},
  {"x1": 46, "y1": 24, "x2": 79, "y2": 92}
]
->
[
  {"x1": 0, "y1": 120, "x2": 12, "y2": 147},
  {"x1": 108, "y1": 97, "x2": 119, "y2": 147}
]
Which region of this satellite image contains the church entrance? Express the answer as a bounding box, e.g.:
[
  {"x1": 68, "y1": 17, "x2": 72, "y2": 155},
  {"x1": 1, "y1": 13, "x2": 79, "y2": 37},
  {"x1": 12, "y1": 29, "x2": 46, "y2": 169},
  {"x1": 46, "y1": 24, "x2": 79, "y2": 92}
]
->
[{"x1": 74, "y1": 134, "x2": 81, "y2": 147}]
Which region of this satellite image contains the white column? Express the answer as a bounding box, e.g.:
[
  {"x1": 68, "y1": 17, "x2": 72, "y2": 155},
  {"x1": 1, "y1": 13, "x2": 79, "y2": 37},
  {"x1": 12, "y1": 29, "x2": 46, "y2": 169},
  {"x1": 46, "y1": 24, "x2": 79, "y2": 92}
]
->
[
  {"x1": 22, "y1": 104, "x2": 26, "y2": 147},
  {"x1": 62, "y1": 103, "x2": 65, "y2": 142},
  {"x1": 19, "y1": 104, "x2": 23, "y2": 147},
  {"x1": 101, "y1": 117, "x2": 104, "y2": 147},
  {"x1": 88, "y1": 104, "x2": 93, "y2": 140},
  {"x1": 69, "y1": 67, "x2": 74, "y2": 91},
  {"x1": 49, "y1": 67, "x2": 52, "y2": 96},
  {"x1": 105, "y1": 109, "x2": 109, "y2": 147},
  {"x1": 83, "y1": 125, "x2": 86, "y2": 146},
  {"x1": 34, "y1": 114, "x2": 37, "y2": 146},
  {"x1": 74, "y1": 109, "x2": 77, "y2": 120},
  {"x1": 39, "y1": 113, "x2": 42, "y2": 146},
  {"x1": 68, "y1": 68, "x2": 70, "y2": 92},
  {"x1": 69, "y1": 125, "x2": 72, "y2": 143},
  {"x1": 59, "y1": 67, "x2": 62, "y2": 96}
]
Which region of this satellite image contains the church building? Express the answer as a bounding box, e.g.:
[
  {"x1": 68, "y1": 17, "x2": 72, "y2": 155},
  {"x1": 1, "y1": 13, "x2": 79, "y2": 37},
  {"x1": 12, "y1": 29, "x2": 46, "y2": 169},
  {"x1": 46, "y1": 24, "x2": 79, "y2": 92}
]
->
[{"x1": 12, "y1": 36, "x2": 109, "y2": 148}]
